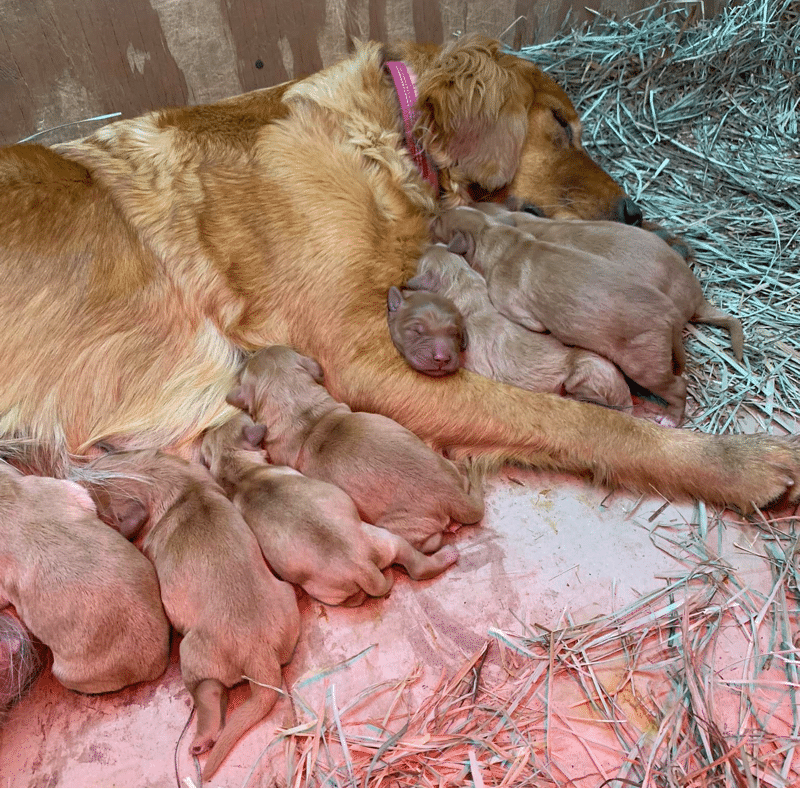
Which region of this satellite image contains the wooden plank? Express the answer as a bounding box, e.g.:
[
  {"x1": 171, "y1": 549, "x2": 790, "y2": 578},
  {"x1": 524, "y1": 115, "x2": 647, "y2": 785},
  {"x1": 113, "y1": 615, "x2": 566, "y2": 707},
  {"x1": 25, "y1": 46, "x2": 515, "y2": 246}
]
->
[
  {"x1": 1, "y1": 0, "x2": 188, "y2": 144},
  {"x1": 0, "y1": 0, "x2": 727, "y2": 147}
]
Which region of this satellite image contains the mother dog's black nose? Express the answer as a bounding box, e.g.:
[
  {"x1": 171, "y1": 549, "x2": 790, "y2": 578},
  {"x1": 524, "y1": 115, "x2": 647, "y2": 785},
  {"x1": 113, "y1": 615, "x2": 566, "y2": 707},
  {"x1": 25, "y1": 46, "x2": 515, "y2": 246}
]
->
[{"x1": 615, "y1": 197, "x2": 643, "y2": 226}]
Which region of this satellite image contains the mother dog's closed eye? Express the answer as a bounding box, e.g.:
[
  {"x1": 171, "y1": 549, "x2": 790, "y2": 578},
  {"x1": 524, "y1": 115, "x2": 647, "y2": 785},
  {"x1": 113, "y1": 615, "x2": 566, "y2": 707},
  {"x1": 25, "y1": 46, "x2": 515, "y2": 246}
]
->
[{"x1": 0, "y1": 34, "x2": 797, "y2": 513}]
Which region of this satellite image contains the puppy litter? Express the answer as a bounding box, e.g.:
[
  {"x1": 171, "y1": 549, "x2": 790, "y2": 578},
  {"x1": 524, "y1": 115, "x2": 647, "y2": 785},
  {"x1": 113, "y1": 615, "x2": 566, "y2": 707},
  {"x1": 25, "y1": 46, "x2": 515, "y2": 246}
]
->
[{"x1": 519, "y1": 0, "x2": 800, "y2": 436}]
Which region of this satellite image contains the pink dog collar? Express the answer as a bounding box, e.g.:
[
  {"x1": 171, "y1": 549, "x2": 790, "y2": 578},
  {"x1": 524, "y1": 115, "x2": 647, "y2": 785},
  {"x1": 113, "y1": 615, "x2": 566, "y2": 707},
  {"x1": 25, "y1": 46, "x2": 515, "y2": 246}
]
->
[{"x1": 385, "y1": 61, "x2": 439, "y2": 193}]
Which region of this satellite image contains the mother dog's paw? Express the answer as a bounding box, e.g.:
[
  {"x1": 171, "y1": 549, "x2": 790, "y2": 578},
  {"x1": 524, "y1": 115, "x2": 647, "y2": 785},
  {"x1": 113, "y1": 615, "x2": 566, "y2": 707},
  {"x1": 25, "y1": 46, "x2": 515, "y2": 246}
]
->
[{"x1": 714, "y1": 434, "x2": 799, "y2": 513}]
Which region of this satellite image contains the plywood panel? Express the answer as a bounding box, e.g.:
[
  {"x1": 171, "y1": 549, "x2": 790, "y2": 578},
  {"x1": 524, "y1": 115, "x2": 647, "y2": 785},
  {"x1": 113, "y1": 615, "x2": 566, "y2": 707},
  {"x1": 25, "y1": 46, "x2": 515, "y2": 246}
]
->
[
  {"x1": 1, "y1": 0, "x2": 188, "y2": 145},
  {"x1": 0, "y1": 0, "x2": 724, "y2": 146}
]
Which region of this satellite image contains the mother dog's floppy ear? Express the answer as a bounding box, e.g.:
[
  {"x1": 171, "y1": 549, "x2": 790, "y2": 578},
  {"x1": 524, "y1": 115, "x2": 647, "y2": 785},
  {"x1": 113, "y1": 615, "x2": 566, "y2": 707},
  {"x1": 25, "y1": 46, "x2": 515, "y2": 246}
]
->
[{"x1": 415, "y1": 34, "x2": 533, "y2": 192}]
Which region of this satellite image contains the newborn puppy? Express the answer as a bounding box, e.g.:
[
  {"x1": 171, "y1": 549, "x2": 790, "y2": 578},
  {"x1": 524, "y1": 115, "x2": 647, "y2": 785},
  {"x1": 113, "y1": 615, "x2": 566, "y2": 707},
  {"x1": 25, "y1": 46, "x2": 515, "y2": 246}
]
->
[
  {"x1": 227, "y1": 346, "x2": 485, "y2": 553},
  {"x1": 392, "y1": 244, "x2": 632, "y2": 410},
  {"x1": 0, "y1": 463, "x2": 169, "y2": 695},
  {"x1": 387, "y1": 287, "x2": 466, "y2": 376},
  {"x1": 84, "y1": 450, "x2": 300, "y2": 781},
  {"x1": 201, "y1": 413, "x2": 460, "y2": 606},
  {"x1": 473, "y1": 201, "x2": 744, "y2": 360},
  {"x1": 433, "y1": 206, "x2": 691, "y2": 423}
]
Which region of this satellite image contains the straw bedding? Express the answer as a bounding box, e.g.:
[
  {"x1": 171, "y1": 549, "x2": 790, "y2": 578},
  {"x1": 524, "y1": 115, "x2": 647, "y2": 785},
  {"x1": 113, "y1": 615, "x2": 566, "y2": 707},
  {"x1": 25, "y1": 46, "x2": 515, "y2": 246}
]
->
[
  {"x1": 209, "y1": 3, "x2": 799, "y2": 786},
  {"x1": 524, "y1": 0, "x2": 799, "y2": 436}
]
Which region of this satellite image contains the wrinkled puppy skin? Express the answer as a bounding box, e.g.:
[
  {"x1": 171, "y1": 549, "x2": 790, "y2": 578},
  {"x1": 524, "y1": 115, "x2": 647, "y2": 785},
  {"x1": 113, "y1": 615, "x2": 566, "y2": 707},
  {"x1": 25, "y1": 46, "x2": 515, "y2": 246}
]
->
[
  {"x1": 201, "y1": 412, "x2": 460, "y2": 607},
  {"x1": 387, "y1": 285, "x2": 466, "y2": 376},
  {"x1": 228, "y1": 345, "x2": 485, "y2": 553}
]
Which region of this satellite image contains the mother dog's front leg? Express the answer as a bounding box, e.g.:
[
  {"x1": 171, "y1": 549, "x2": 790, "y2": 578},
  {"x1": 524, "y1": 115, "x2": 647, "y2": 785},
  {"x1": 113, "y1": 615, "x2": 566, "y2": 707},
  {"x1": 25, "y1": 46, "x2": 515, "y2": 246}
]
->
[{"x1": 322, "y1": 329, "x2": 798, "y2": 513}]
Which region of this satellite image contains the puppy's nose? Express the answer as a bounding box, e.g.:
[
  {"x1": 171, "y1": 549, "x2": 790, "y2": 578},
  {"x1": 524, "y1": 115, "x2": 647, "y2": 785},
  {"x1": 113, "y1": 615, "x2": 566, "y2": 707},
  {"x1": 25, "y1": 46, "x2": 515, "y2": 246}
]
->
[{"x1": 615, "y1": 196, "x2": 643, "y2": 226}]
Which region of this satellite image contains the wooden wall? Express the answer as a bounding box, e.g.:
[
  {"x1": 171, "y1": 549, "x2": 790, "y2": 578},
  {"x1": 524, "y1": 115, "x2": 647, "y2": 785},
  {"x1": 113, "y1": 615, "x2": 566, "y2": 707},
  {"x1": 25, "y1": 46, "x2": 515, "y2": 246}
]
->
[{"x1": 0, "y1": 0, "x2": 723, "y2": 147}]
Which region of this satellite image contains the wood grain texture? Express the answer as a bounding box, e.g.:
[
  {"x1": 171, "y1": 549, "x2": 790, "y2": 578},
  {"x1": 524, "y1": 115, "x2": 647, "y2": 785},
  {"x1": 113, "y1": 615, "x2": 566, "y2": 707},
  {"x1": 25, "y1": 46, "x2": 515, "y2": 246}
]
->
[{"x1": 0, "y1": 0, "x2": 723, "y2": 147}]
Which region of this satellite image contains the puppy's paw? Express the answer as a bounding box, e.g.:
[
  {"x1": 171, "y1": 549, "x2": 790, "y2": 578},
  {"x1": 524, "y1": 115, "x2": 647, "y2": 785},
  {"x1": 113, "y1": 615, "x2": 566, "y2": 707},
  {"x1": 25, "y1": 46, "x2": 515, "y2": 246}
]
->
[
  {"x1": 341, "y1": 590, "x2": 368, "y2": 607},
  {"x1": 191, "y1": 734, "x2": 216, "y2": 756},
  {"x1": 434, "y1": 545, "x2": 460, "y2": 569}
]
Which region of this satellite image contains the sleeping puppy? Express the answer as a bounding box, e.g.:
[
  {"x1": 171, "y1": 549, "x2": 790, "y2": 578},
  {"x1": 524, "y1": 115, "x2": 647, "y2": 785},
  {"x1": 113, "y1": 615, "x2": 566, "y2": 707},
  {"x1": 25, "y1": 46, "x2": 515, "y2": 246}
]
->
[
  {"x1": 83, "y1": 450, "x2": 300, "y2": 781},
  {"x1": 433, "y1": 206, "x2": 691, "y2": 423},
  {"x1": 200, "y1": 413, "x2": 460, "y2": 607},
  {"x1": 0, "y1": 462, "x2": 169, "y2": 696},
  {"x1": 388, "y1": 244, "x2": 632, "y2": 411},
  {"x1": 473, "y1": 201, "x2": 743, "y2": 360},
  {"x1": 227, "y1": 346, "x2": 485, "y2": 553},
  {"x1": 386, "y1": 288, "x2": 466, "y2": 377}
]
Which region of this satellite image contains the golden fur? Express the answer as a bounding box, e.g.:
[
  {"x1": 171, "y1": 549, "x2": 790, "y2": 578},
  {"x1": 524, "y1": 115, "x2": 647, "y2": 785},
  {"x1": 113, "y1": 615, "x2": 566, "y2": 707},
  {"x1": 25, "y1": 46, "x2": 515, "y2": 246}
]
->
[{"x1": 0, "y1": 35, "x2": 797, "y2": 511}]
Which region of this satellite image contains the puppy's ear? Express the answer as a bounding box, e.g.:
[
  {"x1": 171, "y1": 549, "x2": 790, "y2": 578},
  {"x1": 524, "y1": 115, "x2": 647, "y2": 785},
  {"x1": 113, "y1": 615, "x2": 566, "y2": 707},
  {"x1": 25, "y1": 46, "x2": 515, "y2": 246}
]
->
[
  {"x1": 446, "y1": 231, "x2": 474, "y2": 258},
  {"x1": 242, "y1": 423, "x2": 267, "y2": 448},
  {"x1": 93, "y1": 489, "x2": 148, "y2": 539},
  {"x1": 404, "y1": 271, "x2": 440, "y2": 292},
  {"x1": 226, "y1": 385, "x2": 252, "y2": 411},
  {"x1": 113, "y1": 498, "x2": 149, "y2": 540},
  {"x1": 387, "y1": 286, "x2": 404, "y2": 312},
  {"x1": 460, "y1": 326, "x2": 469, "y2": 352},
  {"x1": 299, "y1": 355, "x2": 325, "y2": 384}
]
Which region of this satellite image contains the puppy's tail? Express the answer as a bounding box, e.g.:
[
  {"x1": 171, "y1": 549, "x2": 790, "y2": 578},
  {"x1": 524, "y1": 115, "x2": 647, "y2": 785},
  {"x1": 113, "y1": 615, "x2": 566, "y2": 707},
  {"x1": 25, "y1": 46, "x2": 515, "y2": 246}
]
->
[
  {"x1": 671, "y1": 322, "x2": 688, "y2": 377},
  {"x1": 691, "y1": 300, "x2": 744, "y2": 362},
  {"x1": 201, "y1": 666, "x2": 283, "y2": 781}
]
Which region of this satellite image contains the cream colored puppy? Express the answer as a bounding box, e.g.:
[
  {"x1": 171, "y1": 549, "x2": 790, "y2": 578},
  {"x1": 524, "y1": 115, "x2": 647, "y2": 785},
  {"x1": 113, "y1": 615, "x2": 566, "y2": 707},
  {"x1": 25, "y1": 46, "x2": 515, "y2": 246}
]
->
[
  {"x1": 83, "y1": 450, "x2": 300, "y2": 781},
  {"x1": 474, "y1": 201, "x2": 743, "y2": 360},
  {"x1": 389, "y1": 244, "x2": 632, "y2": 411},
  {"x1": 227, "y1": 346, "x2": 485, "y2": 553},
  {"x1": 201, "y1": 413, "x2": 460, "y2": 606},
  {"x1": 0, "y1": 463, "x2": 169, "y2": 695},
  {"x1": 433, "y1": 207, "x2": 692, "y2": 422}
]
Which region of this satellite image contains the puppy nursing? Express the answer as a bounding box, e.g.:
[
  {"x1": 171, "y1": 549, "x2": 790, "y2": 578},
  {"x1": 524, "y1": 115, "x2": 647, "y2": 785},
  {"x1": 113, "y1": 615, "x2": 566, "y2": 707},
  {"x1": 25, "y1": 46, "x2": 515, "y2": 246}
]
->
[
  {"x1": 0, "y1": 463, "x2": 169, "y2": 696},
  {"x1": 227, "y1": 346, "x2": 485, "y2": 553},
  {"x1": 200, "y1": 413, "x2": 460, "y2": 607},
  {"x1": 431, "y1": 206, "x2": 740, "y2": 423},
  {"x1": 84, "y1": 450, "x2": 300, "y2": 780},
  {"x1": 387, "y1": 245, "x2": 632, "y2": 410}
]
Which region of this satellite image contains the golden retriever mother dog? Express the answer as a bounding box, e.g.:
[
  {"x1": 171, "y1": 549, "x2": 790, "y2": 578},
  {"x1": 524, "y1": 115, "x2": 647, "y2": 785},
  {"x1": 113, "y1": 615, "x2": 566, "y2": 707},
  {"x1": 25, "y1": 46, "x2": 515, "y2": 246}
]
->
[{"x1": 0, "y1": 35, "x2": 797, "y2": 513}]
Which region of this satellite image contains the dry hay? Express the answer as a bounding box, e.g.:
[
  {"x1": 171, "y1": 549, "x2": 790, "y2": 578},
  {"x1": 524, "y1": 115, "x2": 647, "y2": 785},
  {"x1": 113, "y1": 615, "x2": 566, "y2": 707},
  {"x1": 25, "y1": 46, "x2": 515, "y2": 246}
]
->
[
  {"x1": 192, "y1": 3, "x2": 800, "y2": 787},
  {"x1": 517, "y1": 0, "x2": 799, "y2": 436},
  {"x1": 212, "y1": 512, "x2": 799, "y2": 788}
]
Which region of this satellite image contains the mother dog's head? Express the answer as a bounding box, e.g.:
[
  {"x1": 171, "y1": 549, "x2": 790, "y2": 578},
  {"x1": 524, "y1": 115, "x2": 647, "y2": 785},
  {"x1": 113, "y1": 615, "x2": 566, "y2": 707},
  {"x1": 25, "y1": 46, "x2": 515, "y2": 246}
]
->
[{"x1": 399, "y1": 35, "x2": 640, "y2": 224}]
